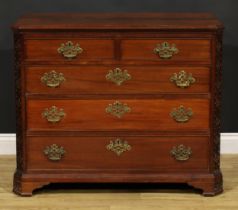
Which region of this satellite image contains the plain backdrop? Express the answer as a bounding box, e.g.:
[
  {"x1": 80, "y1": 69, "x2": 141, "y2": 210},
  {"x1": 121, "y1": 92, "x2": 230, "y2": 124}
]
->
[{"x1": 0, "y1": 0, "x2": 238, "y2": 133}]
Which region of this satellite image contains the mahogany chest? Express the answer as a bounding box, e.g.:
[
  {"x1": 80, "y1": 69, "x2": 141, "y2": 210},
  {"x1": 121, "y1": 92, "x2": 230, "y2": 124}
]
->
[{"x1": 13, "y1": 13, "x2": 223, "y2": 196}]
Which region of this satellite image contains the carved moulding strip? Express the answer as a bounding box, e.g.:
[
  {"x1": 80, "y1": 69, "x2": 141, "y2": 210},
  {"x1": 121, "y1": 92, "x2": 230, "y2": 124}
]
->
[
  {"x1": 13, "y1": 30, "x2": 32, "y2": 196},
  {"x1": 14, "y1": 31, "x2": 24, "y2": 173},
  {"x1": 212, "y1": 28, "x2": 224, "y2": 194}
]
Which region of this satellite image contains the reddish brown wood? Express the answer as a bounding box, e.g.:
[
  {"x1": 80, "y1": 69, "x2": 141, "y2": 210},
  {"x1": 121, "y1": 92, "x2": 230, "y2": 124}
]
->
[
  {"x1": 26, "y1": 66, "x2": 210, "y2": 94},
  {"x1": 27, "y1": 99, "x2": 210, "y2": 132},
  {"x1": 14, "y1": 171, "x2": 221, "y2": 196},
  {"x1": 13, "y1": 13, "x2": 223, "y2": 30},
  {"x1": 26, "y1": 136, "x2": 209, "y2": 171},
  {"x1": 13, "y1": 13, "x2": 223, "y2": 196},
  {"x1": 121, "y1": 39, "x2": 211, "y2": 62},
  {"x1": 25, "y1": 39, "x2": 114, "y2": 61}
]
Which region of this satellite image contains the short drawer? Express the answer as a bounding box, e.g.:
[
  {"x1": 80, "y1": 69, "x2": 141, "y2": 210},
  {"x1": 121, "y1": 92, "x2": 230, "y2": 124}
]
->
[
  {"x1": 27, "y1": 99, "x2": 209, "y2": 132},
  {"x1": 24, "y1": 39, "x2": 114, "y2": 61},
  {"x1": 121, "y1": 39, "x2": 211, "y2": 62},
  {"x1": 26, "y1": 66, "x2": 210, "y2": 94},
  {"x1": 26, "y1": 136, "x2": 209, "y2": 172}
]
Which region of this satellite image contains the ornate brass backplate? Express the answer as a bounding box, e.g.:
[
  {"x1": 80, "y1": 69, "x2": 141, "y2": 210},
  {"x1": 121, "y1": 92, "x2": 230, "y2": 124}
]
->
[
  {"x1": 106, "y1": 68, "x2": 131, "y2": 86},
  {"x1": 42, "y1": 106, "x2": 66, "y2": 123},
  {"x1": 170, "y1": 144, "x2": 192, "y2": 161},
  {"x1": 44, "y1": 144, "x2": 66, "y2": 161},
  {"x1": 154, "y1": 42, "x2": 179, "y2": 59},
  {"x1": 105, "y1": 101, "x2": 131, "y2": 118},
  {"x1": 170, "y1": 105, "x2": 193, "y2": 123},
  {"x1": 57, "y1": 41, "x2": 83, "y2": 59},
  {"x1": 170, "y1": 70, "x2": 196, "y2": 88},
  {"x1": 41, "y1": 70, "x2": 65, "y2": 88},
  {"x1": 106, "y1": 138, "x2": 131, "y2": 156}
]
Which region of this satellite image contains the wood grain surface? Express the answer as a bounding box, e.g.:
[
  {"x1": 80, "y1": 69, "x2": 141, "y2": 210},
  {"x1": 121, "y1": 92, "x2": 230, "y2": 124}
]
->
[
  {"x1": 121, "y1": 39, "x2": 211, "y2": 62},
  {"x1": 0, "y1": 155, "x2": 236, "y2": 209},
  {"x1": 26, "y1": 136, "x2": 209, "y2": 171},
  {"x1": 13, "y1": 13, "x2": 223, "y2": 30},
  {"x1": 26, "y1": 66, "x2": 210, "y2": 94},
  {"x1": 26, "y1": 99, "x2": 210, "y2": 132},
  {"x1": 25, "y1": 39, "x2": 114, "y2": 61}
]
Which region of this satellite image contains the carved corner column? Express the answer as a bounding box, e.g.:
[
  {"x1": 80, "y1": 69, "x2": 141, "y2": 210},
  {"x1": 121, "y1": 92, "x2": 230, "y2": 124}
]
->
[
  {"x1": 210, "y1": 27, "x2": 224, "y2": 195},
  {"x1": 13, "y1": 30, "x2": 25, "y2": 194}
]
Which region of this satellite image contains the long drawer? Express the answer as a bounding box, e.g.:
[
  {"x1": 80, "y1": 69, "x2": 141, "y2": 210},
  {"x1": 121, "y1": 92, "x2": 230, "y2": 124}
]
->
[
  {"x1": 26, "y1": 66, "x2": 210, "y2": 94},
  {"x1": 26, "y1": 136, "x2": 209, "y2": 172},
  {"x1": 27, "y1": 99, "x2": 210, "y2": 132}
]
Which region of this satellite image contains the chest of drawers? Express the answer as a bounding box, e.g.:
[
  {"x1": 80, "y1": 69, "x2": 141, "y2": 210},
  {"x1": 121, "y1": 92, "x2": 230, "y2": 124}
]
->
[{"x1": 13, "y1": 13, "x2": 223, "y2": 196}]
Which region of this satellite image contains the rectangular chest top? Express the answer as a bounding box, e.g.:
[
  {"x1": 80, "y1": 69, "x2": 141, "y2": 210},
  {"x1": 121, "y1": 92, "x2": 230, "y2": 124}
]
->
[{"x1": 13, "y1": 13, "x2": 223, "y2": 31}]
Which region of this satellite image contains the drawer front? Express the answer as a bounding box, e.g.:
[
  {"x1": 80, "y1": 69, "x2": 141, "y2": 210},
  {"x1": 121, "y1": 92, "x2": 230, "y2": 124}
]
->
[
  {"x1": 122, "y1": 39, "x2": 211, "y2": 62},
  {"x1": 26, "y1": 136, "x2": 209, "y2": 172},
  {"x1": 25, "y1": 39, "x2": 114, "y2": 61},
  {"x1": 27, "y1": 99, "x2": 209, "y2": 132},
  {"x1": 26, "y1": 66, "x2": 209, "y2": 94}
]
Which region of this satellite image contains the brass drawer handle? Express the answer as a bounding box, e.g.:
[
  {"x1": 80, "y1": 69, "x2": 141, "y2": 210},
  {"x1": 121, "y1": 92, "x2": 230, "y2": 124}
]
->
[
  {"x1": 154, "y1": 42, "x2": 179, "y2": 59},
  {"x1": 57, "y1": 41, "x2": 83, "y2": 59},
  {"x1": 44, "y1": 144, "x2": 66, "y2": 161},
  {"x1": 170, "y1": 144, "x2": 192, "y2": 161},
  {"x1": 106, "y1": 138, "x2": 131, "y2": 156},
  {"x1": 105, "y1": 101, "x2": 131, "y2": 118},
  {"x1": 170, "y1": 105, "x2": 193, "y2": 123},
  {"x1": 42, "y1": 106, "x2": 66, "y2": 123},
  {"x1": 106, "y1": 68, "x2": 131, "y2": 86},
  {"x1": 170, "y1": 70, "x2": 196, "y2": 88},
  {"x1": 41, "y1": 70, "x2": 65, "y2": 88}
]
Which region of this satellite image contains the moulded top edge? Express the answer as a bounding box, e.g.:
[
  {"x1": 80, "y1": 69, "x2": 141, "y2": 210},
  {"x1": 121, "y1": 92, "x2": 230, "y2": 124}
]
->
[{"x1": 12, "y1": 13, "x2": 224, "y2": 31}]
